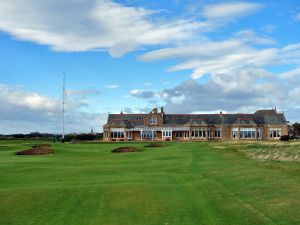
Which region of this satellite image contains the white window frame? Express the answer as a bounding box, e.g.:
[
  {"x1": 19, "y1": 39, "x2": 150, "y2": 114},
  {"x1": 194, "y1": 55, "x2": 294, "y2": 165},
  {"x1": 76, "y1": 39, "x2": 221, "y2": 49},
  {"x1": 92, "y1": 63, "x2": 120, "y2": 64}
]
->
[
  {"x1": 142, "y1": 131, "x2": 156, "y2": 139},
  {"x1": 191, "y1": 128, "x2": 207, "y2": 138},
  {"x1": 231, "y1": 128, "x2": 239, "y2": 139},
  {"x1": 111, "y1": 131, "x2": 124, "y2": 139},
  {"x1": 126, "y1": 132, "x2": 132, "y2": 140},
  {"x1": 215, "y1": 128, "x2": 222, "y2": 138},
  {"x1": 269, "y1": 128, "x2": 281, "y2": 138},
  {"x1": 150, "y1": 116, "x2": 157, "y2": 125},
  {"x1": 162, "y1": 131, "x2": 172, "y2": 137},
  {"x1": 239, "y1": 128, "x2": 256, "y2": 139}
]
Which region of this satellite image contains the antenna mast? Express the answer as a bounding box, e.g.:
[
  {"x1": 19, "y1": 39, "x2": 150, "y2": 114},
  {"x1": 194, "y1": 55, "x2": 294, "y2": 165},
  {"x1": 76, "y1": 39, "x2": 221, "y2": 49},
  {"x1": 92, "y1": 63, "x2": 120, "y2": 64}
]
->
[{"x1": 62, "y1": 73, "x2": 66, "y2": 141}]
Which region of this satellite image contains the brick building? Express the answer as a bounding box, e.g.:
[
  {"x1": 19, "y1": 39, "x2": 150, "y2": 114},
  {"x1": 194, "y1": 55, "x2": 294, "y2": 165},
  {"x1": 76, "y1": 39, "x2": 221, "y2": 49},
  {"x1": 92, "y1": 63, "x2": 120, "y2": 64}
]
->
[{"x1": 103, "y1": 107, "x2": 288, "y2": 141}]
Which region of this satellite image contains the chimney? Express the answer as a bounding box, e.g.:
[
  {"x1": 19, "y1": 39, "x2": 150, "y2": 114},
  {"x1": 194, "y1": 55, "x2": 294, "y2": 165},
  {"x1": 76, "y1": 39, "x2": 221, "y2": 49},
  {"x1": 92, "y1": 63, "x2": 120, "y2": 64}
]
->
[{"x1": 161, "y1": 107, "x2": 164, "y2": 114}]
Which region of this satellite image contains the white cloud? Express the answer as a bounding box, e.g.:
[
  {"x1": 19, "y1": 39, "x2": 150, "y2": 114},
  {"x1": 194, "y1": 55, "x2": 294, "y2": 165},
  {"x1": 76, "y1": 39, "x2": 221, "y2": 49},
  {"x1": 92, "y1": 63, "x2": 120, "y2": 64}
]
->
[
  {"x1": 125, "y1": 66, "x2": 299, "y2": 122},
  {"x1": 130, "y1": 89, "x2": 158, "y2": 98},
  {"x1": 234, "y1": 29, "x2": 276, "y2": 45},
  {"x1": 280, "y1": 67, "x2": 300, "y2": 79},
  {"x1": 201, "y1": 2, "x2": 262, "y2": 20},
  {"x1": 0, "y1": 84, "x2": 56, "y2": 112},
  {"x1": 144, "y1": 82, "x2": 152, "y2": 86},
  {"x1": 160, "y1": 68, "x2": 289, "y2": 114},
  {"x1": 0, "y1": 84, "x2": 107, "y2": 134},
  {"x1": 106, "y1": 84, "x2": 120, "y2": 89},
  {"x1": 140, "y1": 29, "x2": 300, "y2": 79},
  {"x1": 0, "y1": 0, "x2": 208, "y2": 57}
]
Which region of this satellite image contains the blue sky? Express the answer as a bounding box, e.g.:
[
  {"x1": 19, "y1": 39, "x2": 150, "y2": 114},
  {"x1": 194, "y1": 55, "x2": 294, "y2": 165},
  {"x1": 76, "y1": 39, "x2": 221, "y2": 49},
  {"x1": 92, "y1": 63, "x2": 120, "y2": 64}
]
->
[{"x1": 0, "y1": 0, "x2": 300, "y2": 134}]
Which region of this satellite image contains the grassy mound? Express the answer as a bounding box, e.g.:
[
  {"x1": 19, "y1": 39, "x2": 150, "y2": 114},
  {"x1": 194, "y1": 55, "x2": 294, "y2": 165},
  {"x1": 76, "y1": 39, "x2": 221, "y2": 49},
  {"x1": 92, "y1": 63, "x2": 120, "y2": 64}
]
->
[
  {"x1": 111, "y1": 147, "x2": 138, "y2": 153},
  {"x1": 16, "y1": 144, "x2": 53, "y2": 155},
  {"x1": 145, "y1": 142, "x2": 166, "y2": 148}
]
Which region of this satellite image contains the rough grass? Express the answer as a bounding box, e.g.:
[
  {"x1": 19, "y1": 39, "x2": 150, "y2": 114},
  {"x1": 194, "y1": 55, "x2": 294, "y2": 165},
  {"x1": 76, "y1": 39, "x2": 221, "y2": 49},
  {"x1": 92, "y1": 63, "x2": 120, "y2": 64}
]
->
[
  {"x1": 212, "y1": 141, "x2": 300, "y2": 162},
  {"x1": 0, "y1": 140, "x2": 299, "y2": 225}
]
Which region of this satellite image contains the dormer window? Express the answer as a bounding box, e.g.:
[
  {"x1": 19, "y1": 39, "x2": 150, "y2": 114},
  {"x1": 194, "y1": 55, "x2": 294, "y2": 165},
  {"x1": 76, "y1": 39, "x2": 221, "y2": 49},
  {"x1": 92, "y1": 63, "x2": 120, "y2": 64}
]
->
[{"x1": 150, "y1": 116, "x2": 157, "y2": 125}]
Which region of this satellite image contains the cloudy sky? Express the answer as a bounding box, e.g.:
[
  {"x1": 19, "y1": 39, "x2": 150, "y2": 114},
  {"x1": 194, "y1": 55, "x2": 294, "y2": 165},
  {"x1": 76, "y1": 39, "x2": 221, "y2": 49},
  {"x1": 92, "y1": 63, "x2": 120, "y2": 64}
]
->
[{"x1": 0, "y1": 0, "x2": 300, "y2": 134}]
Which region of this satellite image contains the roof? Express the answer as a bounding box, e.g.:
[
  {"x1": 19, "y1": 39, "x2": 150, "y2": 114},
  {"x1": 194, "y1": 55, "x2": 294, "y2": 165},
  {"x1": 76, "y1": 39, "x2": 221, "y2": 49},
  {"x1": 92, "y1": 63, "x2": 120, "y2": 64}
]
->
[
  {"x1": 105, "y1": 109, "x2": 287, "y2": 128},
  {"x1": 106, "y1": 114, "x2": 146, "y2": 127}
]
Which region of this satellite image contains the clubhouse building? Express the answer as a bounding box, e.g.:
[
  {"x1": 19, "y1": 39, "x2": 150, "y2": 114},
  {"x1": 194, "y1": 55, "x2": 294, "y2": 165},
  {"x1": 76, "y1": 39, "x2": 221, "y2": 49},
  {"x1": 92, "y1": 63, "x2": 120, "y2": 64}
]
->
[{"x1": 103, "y1": 107, "x2": 288, "y2": 141}]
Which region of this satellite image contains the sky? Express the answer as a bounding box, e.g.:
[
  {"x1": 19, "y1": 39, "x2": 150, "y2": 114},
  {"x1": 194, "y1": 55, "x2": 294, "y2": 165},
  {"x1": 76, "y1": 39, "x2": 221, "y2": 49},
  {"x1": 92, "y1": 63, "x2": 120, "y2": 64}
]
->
[{"x1": 0, "y1": 0, "x2": 300, "y2": 134}]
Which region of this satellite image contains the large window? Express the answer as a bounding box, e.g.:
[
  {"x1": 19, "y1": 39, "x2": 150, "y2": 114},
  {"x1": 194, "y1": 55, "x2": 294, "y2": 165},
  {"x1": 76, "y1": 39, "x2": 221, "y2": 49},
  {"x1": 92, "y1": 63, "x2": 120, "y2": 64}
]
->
[
  {"x1": 214, "y1": 128, "x2": 221, "y2": 138},
  {"x1": 142, "y1": 131, "x2": 156, "y2": 139},
  {"x1": 269, "y1": 128, "x2": 281, "y2": 138},
  {"x1": 150, "y1": 116, "x2": 157, "y2": 125},
  {"x1": 110, "y1": 131, "x2": 124, "y2": 139},
  {"x1": 240, "y1": 128, "x2": 256, "y2": 138},
  {"x1": 191, "y1": 128, "x2": 207, "y2": 138},
  {"x1": 175, "y1": 131, "x2": 188, "y2": 138},
  {"x1": 232, "y1": 128, "x2": 239, "y2": 139}
]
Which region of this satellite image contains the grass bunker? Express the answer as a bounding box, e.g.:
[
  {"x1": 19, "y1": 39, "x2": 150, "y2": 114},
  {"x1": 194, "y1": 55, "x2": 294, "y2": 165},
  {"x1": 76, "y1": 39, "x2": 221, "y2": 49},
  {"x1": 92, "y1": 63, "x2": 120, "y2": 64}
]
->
[
  {"x1": 111, "y1": 147, "x2": 138, "y2": 153},
  {"x1": 16, "y1": 144, "x2": 53, "y2": 155}
]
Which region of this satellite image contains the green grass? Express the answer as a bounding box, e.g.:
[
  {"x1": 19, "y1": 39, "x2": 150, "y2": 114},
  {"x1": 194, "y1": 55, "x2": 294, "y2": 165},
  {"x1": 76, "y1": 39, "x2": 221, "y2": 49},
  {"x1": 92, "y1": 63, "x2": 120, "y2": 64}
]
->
[{"x1": 0, "y1": 140, "x2": 299, "y2": 225}]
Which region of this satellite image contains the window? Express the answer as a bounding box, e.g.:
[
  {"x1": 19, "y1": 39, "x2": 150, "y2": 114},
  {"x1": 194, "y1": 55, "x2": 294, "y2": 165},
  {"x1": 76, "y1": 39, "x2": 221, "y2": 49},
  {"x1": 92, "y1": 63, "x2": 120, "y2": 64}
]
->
[
  {"x1": 184, "y1": 131, "x2": 189, "y2": 138},
  {"x1": 110, "y1": 131, "x2": 124, "y2": 139},
  {"x1": 232, "y1": 128, "x2": 238, "y2": 139},
  {"x1": 142, "y1": 131, "x2": 156, "y2": 139},
  {"x1": 126, "y1": 132, "x2": 132, "y2": 139},
  {"x1": 162, "y1": 131, "x2": 172, "y2": 137},
  {"x1": 175, "y1": 131, "x2": 184, "y2": 138},
  {"x1": 150, "y1": 116, "x2": 157, "y2": 125},
  {"x1": 191, "y1": 128, "x2": 207, "y2": 138},
  {"x1": 269, "y1": 128, "x2": 281, "y2": 138},
  {"x1": 214, "y1": 128, "x2": 222, "y2": 138},
  {"x1": 240, "y1": 128, "x2": 256, "y2": 138}
]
